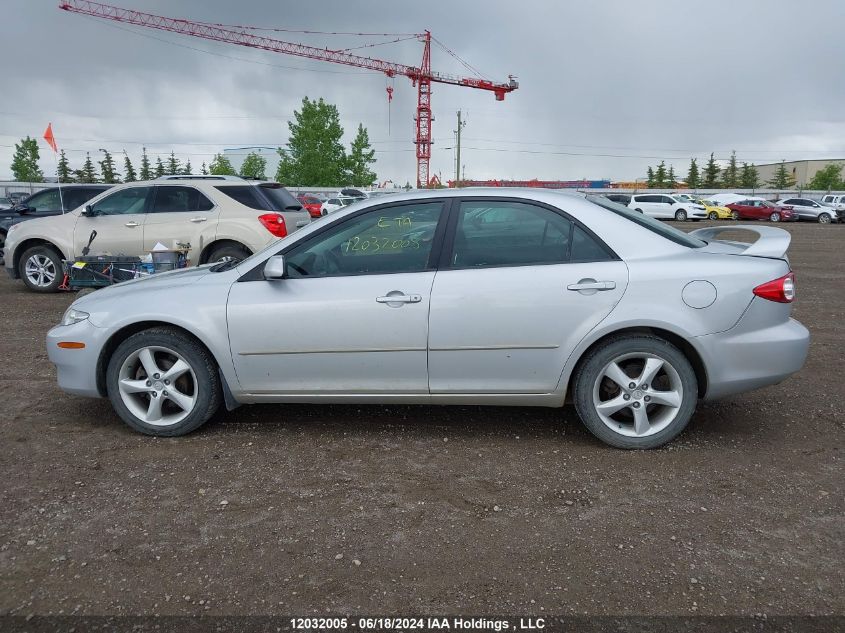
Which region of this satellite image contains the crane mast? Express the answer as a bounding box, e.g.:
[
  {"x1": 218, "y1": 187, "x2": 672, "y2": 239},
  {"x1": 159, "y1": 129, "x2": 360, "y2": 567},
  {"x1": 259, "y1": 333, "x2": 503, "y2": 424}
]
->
[{"x1": 59, "y1": 0, "x2": 518, "y2": 187}]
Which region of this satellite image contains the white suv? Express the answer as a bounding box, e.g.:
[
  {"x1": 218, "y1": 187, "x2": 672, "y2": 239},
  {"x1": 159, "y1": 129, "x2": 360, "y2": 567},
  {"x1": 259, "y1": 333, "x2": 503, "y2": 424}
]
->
[
  {"x1": 627, "y1": 194, "x2": 707, "y2": 221},
  {"x1": 4, "y1": 178, "x2": 311, "y2": 292}
]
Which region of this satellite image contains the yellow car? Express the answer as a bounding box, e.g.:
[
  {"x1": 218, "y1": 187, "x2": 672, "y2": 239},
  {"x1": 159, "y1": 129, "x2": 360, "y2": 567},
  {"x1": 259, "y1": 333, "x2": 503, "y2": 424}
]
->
[{"x1": 696, "y1": 199, "x2": 733, "y2": 220}]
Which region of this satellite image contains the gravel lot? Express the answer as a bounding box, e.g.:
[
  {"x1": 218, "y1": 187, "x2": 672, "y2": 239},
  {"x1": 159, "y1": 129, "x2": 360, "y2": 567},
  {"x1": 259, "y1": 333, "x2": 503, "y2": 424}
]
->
[{"x1": 0, "y1": 221, "x2": 842, "y2": 619}]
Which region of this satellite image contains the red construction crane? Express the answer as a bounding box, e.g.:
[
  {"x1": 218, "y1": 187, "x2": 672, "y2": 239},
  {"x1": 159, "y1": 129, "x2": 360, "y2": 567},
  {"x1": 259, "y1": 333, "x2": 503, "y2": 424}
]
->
[{"x1": 58, "y1": 0, "x2": 519, "y2": 188}]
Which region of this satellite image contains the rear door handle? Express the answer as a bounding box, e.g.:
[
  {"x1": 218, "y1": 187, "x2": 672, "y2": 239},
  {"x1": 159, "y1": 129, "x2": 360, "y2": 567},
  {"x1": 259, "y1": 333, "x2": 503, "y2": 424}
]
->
[
  {"x1": 376, "y1": 293, "x2": 422, "y2": 304},
  {"x1": 189, "y1": 217, "x2": 207, "y2": 223},
  {"x1": 124, "y1": 221, "x2": 140, "y2": 228},
  {"x1": 567, "y1": 280, "x2": 616, "y2": 291}
]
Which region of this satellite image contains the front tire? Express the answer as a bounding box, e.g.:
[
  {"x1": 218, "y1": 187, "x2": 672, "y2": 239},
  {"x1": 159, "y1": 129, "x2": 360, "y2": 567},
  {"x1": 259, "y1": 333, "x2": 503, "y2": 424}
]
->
[
  {"x1": 573, "y1": 336, "x2": 698, "y2": 449},
  {"x1": 731, "y1": 210, "x2": 740, "y2": 221},
  {"x1": 19, "y1": 245, "x2": 63, "y2": 293},
  {"x1": 770, "y1": 212, "x2": 780, "y2": 222},
  {"x1": 106, "y1": 328, "x2": 221, "y2": 436},
  {"x1": 818, "y1": 213, "x2": 831, "y2": 224},
  {"x1": 675, "y1": 209, "x2": 688, "y2": 221}
]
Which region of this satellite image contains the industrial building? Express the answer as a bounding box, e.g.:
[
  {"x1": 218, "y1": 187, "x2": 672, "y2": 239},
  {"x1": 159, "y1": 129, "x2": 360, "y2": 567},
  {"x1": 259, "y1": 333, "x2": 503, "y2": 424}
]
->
[{"x1": 756, "y1": 159, "x2": 845, "y2": 188}]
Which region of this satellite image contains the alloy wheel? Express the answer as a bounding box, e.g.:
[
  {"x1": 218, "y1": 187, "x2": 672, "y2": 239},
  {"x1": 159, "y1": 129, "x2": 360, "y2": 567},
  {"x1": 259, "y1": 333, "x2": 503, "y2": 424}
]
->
[
  {"x1": 592, "y1": 352, "x2": 683, "y2": 438},
  {"x1": 117, "y1": 345, "x2": 198, "y2": 426},
  {"x1": 819, "y1": 213, "x2": 831, "y2": 224},
  {"x1": 770, "y1": 212, "x2": 780, "y2": 222},
  {"x1": 24, "y1": 254, "x2": 57, "y2": 288}
]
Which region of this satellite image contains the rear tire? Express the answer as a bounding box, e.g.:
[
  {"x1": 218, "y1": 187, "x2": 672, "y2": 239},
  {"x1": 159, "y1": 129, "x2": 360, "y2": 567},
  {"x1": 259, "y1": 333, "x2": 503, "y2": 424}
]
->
[
  {"x1": 731, "y1": 210, "x2": 740, "y2": 220},
  {"x1": 207, "y1": 243, "x2": 251, "y2": 264},
  {"x1": 106, "y1": 328, "x2": 221, "y2": 436},
  {"x1": 573, "y1": 335, "x2": 698, "y2": 449},
  {"x1": 18, "y1": 245, "x2": 63, "y2": 293},
  {"x1": 675, "y1": 209, "x2": 688, "y2": 221},
  {"x1": 770, "y1": 212, "x2": 780, "y2": 222}
]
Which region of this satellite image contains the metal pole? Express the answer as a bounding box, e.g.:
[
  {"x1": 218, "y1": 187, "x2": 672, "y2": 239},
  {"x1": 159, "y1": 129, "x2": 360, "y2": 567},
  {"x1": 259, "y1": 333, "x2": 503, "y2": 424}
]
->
[{"x1": 455, "y1": 110, "x2": 462, "y2": 187}]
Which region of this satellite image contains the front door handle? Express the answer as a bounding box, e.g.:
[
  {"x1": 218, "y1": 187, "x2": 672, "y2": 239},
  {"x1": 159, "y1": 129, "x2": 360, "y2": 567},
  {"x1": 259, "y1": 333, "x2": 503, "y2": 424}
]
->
[
  {"x1": 376, "y1": 292, "x2": 422, "y2": 305},
  {"x1": 567, "y1": 279, "x2": 616, "y2": 291},
  {"x1": 189, "y1": 217, "x2": 207, "y2": 223},
  {"x1": 124, "y1": 221, "x2": 140, "y2": 228}
]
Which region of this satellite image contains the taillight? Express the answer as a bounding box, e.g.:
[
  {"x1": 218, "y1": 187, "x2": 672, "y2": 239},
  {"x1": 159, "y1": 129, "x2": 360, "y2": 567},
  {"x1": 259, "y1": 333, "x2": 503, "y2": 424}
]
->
[
  {"x1": 753, "y1": 272, "x2": 795, "y2": 303},
  {"x1": 258, "y1": 213, "x2": 287, "y2": 238}
]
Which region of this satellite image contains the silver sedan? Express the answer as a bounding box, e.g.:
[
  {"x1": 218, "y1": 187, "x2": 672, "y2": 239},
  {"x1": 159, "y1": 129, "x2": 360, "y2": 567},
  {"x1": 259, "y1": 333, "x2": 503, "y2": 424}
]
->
[{"x1": 46, "y1": 189, "x2": 809, "y2": 449}]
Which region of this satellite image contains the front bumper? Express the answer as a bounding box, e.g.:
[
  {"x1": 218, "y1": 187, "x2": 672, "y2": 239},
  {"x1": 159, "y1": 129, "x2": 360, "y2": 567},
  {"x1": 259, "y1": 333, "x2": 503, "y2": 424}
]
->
[
  {"x1": 46, "y1": 318, "x2": 106, "y2": 398},
  {"x1": 695, "y1": 300, "x2": 809, "y2": 401}
]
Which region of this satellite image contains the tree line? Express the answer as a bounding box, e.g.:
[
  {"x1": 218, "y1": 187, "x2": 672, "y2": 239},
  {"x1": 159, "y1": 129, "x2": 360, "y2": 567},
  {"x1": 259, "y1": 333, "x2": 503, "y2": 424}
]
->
[{"x1": 7, "y1": 96, "x2": 378, "y2": 187}]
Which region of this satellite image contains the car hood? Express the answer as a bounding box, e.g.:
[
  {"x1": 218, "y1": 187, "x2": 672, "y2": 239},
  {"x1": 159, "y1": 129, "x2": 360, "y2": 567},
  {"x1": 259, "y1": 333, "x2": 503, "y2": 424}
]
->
[{"x1": 72, "y1": 265, "x2": 215, "y2": 312}]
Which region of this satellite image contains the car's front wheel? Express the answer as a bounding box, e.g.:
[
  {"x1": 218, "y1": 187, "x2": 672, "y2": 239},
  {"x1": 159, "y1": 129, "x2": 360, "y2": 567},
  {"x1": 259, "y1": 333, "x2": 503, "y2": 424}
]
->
[
  {"x1": 573, "y1": 336, "x2": 698, "y2": 449},
  {"x1": 106, "y1": 328, "x2": 221, "y2": 436},
  {"x1": 818, "y1": 213, "x2": 831, "y2": 224},
  {"x1": 770, "y1": 212, "x2": 780, "y2": 222},
  {"x1": 731, "y1": 210, "x2": 740, "y2": 220},
  {"x1": 19, "y1": 245, "x2": 63, "y2": 293},
  {"x1": 675, "y1": 209, "x2": 687, "y2": 221}
]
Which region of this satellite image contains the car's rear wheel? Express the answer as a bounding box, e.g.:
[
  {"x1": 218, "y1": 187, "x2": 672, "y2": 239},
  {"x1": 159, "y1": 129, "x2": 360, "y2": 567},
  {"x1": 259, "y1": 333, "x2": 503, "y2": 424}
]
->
[
  {"x1": 207, "y1": 243, "x2": 251, "y2": 264},
  {"x1": 770, "y1": 212, "x2": 780, "y2": 222},
  {"x1": 675, "y1": 209, "x2": 687, "y2": 221},
  {"x1": 818, "y1": 213, "x2": 831, "y2": 224},
  {"x1": 708, "y1": 211, "x2": 718, "y2": 220},
  {"x1": 106, "y1": 328, "x2": 221, "y2": 436},
  {"x1": 731, "y1": 210, "x2": 740, "y2": 220},
  {"x1": 19, "y1": 245, "x2": 63, "y2": 293},
  {"x1": 573, "y1": 336, "x2": 698, "y2": 449}
]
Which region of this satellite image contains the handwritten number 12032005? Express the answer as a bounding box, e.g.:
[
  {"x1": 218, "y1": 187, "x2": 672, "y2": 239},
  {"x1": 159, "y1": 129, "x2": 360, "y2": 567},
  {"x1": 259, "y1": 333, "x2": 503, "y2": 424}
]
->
[{"x1": 345, "y1": 235, "x2": 421, "y2": 253}]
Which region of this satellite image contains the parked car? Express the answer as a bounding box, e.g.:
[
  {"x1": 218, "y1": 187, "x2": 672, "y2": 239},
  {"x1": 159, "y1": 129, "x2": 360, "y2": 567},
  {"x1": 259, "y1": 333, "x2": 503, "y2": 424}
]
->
[
  {"x1": 725, "y1": 199, "x2": 797, "y2": 222},
  {"x1": 0, "y1": 185, "x2": 111, "y2": 265},
  {"x1": 820, "y1": 194, "x2": 845, "y2": 211},
  {"x1": 0, "y1": 197, "x2": 12, "y2": 211},
  {"x1": 602, "y1": 193, "x2": 632, "y2": 206},
  {"x1": 696, "y1": 199, "x2": 733, "y2": 220},
  {"x1": 7, "y1": 192, "x2": 30, "y2": 205},
  {"x1": 628, "y1": 194, "x2": 707, "y2": 221},
  {"x1": 45, "y1": 190, "x2": 808, "y2": 449},
  {"x1": 320, "y1": 196, "x2": 360, "y2": 215},
  {"x1": 4, "y1": 179, "x2": 311, "y2": 292},
  {"x1": 775, "y1": 197, "x2": 839, "y2": 223},
  {"x1": 297, "y1": 194, "x2": 325, "y2": 219}
]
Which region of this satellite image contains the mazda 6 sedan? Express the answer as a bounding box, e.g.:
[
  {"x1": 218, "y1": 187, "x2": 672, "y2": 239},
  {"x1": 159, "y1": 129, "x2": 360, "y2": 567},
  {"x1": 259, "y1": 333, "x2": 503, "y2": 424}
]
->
[{"x1": 46, "y1": 190, "x2": 810, "y2": 449}]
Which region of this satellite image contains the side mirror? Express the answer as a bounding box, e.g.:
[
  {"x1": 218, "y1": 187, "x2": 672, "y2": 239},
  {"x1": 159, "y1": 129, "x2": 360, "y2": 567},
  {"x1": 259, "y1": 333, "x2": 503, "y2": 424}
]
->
[
  {"x1": 17, "y1": 205, "x2": 34, "y2": 215},
  {"x1": 263, "y1": 255, "x2": 286, "y2": 280},
  {"x1": 81, "y1": 205, "x2": 97, "y2": 217}
]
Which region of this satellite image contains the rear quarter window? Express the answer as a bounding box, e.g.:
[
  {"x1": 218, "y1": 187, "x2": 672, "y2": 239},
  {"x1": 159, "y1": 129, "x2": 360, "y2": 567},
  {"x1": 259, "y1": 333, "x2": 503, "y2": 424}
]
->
[
  {"x1": 214, "y1": 186, "x2": 271, "y2": 211},
  {"x1": 586, "y1": 195, "x2": 706, "y2": 248}
]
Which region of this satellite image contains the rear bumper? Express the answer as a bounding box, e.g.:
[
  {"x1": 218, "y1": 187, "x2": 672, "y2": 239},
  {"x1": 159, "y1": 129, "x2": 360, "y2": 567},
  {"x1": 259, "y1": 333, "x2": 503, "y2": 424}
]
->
[{"x1": 695, "y1": 302, "x2": 809, "y2": 401}]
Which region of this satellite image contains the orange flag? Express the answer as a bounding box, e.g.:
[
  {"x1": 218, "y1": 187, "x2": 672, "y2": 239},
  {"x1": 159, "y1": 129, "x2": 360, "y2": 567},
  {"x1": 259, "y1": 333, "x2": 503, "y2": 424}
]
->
[{"x1": 43, "y1": 123, "x2": 58, "y2": 153}]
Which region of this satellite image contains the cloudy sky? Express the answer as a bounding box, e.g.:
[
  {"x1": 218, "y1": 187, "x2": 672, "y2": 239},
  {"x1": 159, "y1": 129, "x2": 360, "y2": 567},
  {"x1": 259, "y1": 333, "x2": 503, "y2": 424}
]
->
[{"x1": 2, "y1": 0, "x2": 844, "y2": 185}]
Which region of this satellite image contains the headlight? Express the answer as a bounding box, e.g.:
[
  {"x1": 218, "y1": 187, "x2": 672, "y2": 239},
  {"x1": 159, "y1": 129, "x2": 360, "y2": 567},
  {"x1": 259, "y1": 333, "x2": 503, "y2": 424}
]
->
[{"x1": 61, "y1": 308, "x2": 90, "y2": 326}]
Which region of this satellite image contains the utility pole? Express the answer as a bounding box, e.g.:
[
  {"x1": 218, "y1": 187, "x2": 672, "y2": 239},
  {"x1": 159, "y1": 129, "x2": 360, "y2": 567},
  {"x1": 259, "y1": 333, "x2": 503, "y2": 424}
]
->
[{"x1": 455, "y1": 110, "x2": 467, "y2": 187}]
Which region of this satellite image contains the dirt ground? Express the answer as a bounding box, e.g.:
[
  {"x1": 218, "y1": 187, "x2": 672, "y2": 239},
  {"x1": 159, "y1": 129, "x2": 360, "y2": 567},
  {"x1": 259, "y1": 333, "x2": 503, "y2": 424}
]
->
[{"x1": 0, "y1": 221, "x2": 842, "y2": 620}]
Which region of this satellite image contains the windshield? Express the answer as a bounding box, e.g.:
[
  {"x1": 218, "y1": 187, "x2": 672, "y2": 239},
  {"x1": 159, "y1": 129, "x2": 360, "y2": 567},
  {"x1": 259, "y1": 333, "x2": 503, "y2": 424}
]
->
[
  {"x1": 761, "y1": 201, "x2": 776, "y2": 208},
  {"x1": 586, "y1": 196, "x2": 706, "y2": 248}
]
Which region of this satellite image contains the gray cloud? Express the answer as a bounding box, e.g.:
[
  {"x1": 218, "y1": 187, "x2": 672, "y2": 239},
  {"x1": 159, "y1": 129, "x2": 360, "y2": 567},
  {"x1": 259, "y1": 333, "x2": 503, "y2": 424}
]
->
[{"x1": 2, "y1": 0, "x2": 844, "y2": 183}]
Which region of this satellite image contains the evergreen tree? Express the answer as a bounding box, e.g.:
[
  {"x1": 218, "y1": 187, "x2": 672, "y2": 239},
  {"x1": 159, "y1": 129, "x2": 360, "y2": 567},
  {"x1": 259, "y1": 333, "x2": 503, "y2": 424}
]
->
[
  {"x1": 239, "y1": 151, "x2": 267, "y2": 179},
  {"x1": 155, "y1": 156, "x2": 165, "y2": 178},
  {"x1": 646, "y1": 166, "x2": 655, "y2": 188},
  {"x1": 766, "y1": 160, "x2": 797, "y2": 189},
  {"x1": 347, "y1": 124, "x2": 377, "y2": 186},
  {"x1": 10, "y1": 136, "x2": 44, "y2": 182},
  {"x1": 276, "y1": 97, "x2": 348, "y2": 186},
  {"x1": 139, "y1": 147, "x2": 152, "y2": 181},
  {"x1": 201, "y1": 161, "x2": 208, "y2": 175},
  {"x1": 57, "y1": 149, "x2": 73, "y2": 183},
  {"x1": 98, "y1": 150, "x2": 120, "y2": 184},
  {"x1": 686, "y1": 158, "x2": 700, "y2": 189},
  {"x1": 703, "y1": 153, "x2": 721, "y2": 188},
  {"x1": 123, "y1": 153, "x2": 137, "y2": 182},
  {"x1": 667, "y1": 165, "x2": 676, "y2": 188},
  {"x1": 166, "y1": 151, "x2": 181, "y2": 176},
  {"x1": 740, "y1": 163, "x2": 760, "y2": 189},
  {"x1": 208, "y1": 153, "x2": 236, "y2": 175},
  {"x1": 181, "y1": 159, "x2": 192, "y2": 176},
  {"x1": 806, "y1": 163, "x2": 843, "y2": 190},
  {"x1": 654, "y1": 161, "x2": 668, "y2": 188},
  {"x1": 78, "y1": 152, "x2": 99, "y2": 183},
  {"x1": 722, "y1": 150, "x2": 739, "y2": 188}
]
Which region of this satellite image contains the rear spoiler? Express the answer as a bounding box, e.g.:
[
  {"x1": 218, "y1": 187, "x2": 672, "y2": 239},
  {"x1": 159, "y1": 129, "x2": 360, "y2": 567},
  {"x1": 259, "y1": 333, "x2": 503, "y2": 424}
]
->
[{"x1": 688, "y1": 225, "x2": 791, "y2": 259}]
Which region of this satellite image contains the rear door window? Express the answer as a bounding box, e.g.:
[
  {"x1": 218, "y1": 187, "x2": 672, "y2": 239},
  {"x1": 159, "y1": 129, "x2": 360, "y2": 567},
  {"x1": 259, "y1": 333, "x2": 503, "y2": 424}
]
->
[{"x1": 151, "y1": 186, "x2": 214, "y2": 213}]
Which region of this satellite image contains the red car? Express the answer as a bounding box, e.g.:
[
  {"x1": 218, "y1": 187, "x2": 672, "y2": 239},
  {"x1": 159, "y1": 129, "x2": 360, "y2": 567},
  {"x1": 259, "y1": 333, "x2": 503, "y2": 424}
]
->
[
  {"x1": 297, "y1": 194, "x2": 324, "y2": 219},
  {"x1": 725, "y1": 199, "x2": 798, "y2": 222}
]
